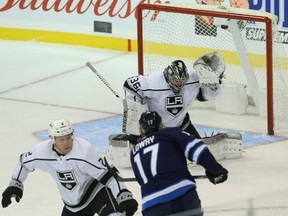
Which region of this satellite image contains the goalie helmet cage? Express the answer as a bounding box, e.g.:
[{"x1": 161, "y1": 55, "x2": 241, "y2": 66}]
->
[{"x1": 136, "y1": 3, "x2": 288, "y2": 135}]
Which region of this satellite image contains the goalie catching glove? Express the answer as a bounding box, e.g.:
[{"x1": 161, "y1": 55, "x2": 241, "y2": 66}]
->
[
  {"x1": 2, "y1": 179, "x2": 23, "y2": 208},
  {"x1": 193, "y1": 52, "x2": 225, "y2": 87},
  {"x1": 117, "y1": 189, "x2": 138, "y2": 216}
]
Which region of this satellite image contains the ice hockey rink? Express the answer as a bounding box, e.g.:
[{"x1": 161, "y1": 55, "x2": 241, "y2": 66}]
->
[{"x1": 0, "y1": 39, "x2": 288, "y2": 216}]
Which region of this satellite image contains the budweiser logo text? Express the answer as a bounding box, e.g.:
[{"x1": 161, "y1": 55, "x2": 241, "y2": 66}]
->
[{"x1": 0, "y1": 0, "x2": 168, "y2": 19}]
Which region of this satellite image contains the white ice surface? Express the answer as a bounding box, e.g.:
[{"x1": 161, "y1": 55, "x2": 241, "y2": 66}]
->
[{"x1": 0, "y1": 40, "x2": 287, "y2": 216}]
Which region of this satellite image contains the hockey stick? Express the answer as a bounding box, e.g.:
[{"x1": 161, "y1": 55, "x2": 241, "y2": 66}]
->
[
  {"x1": 104, "y1": 157, "x2": 207, "y2": 182},
  {"x1": 85, "y1": 62, "x2": 146, "y2": 135},
  {"x1": 85, "y1": 62, "x2": 122, "y2": 99},
  {"x1": 85, "y1": 62, "x2": 129, "y2": 133},
  {"x1": 104, "y1": 157, "x2": 137, "y2": 182}
]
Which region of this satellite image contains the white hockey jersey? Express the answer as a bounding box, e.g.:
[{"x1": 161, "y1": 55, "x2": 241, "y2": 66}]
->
[
  {"x1": 124, "y1": 69, "x2": 221, "y2": 127},
  {"x1": 11, "y1": 137, "x2": 127, "y2": 212}
]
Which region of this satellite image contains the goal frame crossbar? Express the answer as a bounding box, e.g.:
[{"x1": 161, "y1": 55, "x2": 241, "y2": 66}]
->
[{"x1": 136, "y1": 3, "x2": 274, "y2": 135}]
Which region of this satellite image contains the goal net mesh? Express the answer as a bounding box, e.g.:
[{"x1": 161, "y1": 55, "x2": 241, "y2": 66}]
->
[{"x1": 137, "y1": 3, "x2": 288, "y2": 135}]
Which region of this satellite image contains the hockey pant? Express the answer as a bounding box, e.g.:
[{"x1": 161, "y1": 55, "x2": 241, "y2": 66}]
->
[
  {"x1": 61, "y1": 187, "x2": 120, "y2": 216},
  {"x1": 142, "y1": 188, "x2": 203, "y2": 216},
  {"x1": 180, "y1": 113, "x2": 201, "y2": 139}
]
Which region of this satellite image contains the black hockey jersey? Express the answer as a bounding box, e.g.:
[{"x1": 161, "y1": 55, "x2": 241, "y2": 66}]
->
[{"x1": 130, "y1": 127, "x2": 222, "y2": 211}]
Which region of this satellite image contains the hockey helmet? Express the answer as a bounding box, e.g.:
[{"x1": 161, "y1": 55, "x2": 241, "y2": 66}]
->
[
  {"x1": 163, "y1": 60, "x2": 189, "y2": 94},
  {"x1": 49, "y1": 119, "x2": 74, "y2": 137},
  {"x1": 139, "y1": 111, "x2": 162, "y2": 135}
]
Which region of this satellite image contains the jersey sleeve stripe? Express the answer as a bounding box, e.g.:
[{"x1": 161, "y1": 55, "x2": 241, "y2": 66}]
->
[
  {"x1": 192, "y1": 145, "x2": 208, "y2": 163},
  {"x1": 67, "y1": 158, "x2": 105, "y2": 170},
  {"x1": 184, "y1": 139, "x2": 208, "y2": 163}
]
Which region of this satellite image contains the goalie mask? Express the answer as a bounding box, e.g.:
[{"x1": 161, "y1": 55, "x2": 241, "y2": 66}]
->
[
  {"x1": 49, "y1": 119, "x2": 74, "y2": 138},
  {"x1": 164, "y1": 60, "x2": 189, "y2": 94},
  {"x1": 139, "y1": 111, "x2": 162, "y2": 135}
]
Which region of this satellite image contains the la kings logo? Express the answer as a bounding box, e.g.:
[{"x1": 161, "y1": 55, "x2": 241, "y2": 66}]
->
[
  {"x1": 56, "y1": 170, "x2": 78, "y2": 191},
  {"x1": 166, "y1": 95, "x2": 183, "y2": 116}
]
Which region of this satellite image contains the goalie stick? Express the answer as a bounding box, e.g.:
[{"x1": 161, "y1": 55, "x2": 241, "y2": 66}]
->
[
  {"x1": 104, "y1": 157, "x2": 207, "y2": 182},
  {"x1": 85, "y1": 62, "x2": 122, "y2": 99},
  {"x1": 85, "y1": 62, "x2": 148, "y2": 135},
  {"x1": 85, "y1": 62, "x2": 128, "y2": 132}
]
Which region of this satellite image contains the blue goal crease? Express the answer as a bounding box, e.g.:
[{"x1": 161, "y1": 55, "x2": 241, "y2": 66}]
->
[{"x1": 34, "y1": 115, "x2": 287, "y2": 152}]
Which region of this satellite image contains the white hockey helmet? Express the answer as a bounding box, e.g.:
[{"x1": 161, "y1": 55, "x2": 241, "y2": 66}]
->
[
  {"x1": 49, "y1": 119, "x2": 74, "y2": 138},
  {"x1": 163, "y1": 60, "x2": 189, "y2": 94}
]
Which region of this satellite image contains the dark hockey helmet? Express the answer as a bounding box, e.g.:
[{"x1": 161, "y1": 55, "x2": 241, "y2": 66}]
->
[
  {"x1": 139, "y1": 111, "x2": 162, "y2": 135},
  {"x1": 163, "y1": 60, "x2": 189, "y2": 94}
]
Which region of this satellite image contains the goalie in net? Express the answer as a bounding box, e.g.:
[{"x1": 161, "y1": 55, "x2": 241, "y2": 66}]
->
[
  {"x1": 123, "y1": 52, "x2": 225, "y2": 138},
  {"x1": 107, "y1": 52, "x2": 242, "y2": 168}
]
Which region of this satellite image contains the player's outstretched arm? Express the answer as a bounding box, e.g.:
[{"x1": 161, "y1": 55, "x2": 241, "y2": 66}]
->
[
  {"x1": 194, "y1": 142, "x2": 229, "y2": 185},
  {"x1": 98, "y1": 157, "x2": 139, "y2": 215},
  {"x1": 2, "y1": 179, "x2": 23, "y2": 208},
  {"x1": 2, "y1": 151, "x2": 35, "y2": 208}
]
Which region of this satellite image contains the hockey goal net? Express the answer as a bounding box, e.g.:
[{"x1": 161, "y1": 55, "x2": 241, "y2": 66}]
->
[{"x1": 136, "y1": 3, "x2": 288, "y2": 135}]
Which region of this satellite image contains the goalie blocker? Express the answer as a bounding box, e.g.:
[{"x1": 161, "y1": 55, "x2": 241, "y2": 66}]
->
[
  {"x1": 107, "y1": 132, "x2": 243, "y2": 168},
  {"x1": 122, "y1": 99, "x2": 148, "y2": 135}
]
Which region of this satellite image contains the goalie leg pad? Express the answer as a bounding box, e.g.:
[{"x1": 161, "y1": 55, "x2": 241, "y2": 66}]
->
[
  {"x1": 201, "y1": 132, "x2": 242, "y2": 161},
  {"x1": 224, "y1": 132, "x2": 243, "y2": 159},
  {"x1": 107, "y1": 134, "x2": 132, "y2": 168}
]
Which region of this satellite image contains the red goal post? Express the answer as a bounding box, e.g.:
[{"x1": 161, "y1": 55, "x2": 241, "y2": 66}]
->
[{"x1": 136, "y1": 3, "x2": 288, "y2": 135}]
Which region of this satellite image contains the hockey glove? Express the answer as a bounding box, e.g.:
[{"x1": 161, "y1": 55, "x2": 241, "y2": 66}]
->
[
  {"x1": 117, "y1": 189, "x2": 138, "y2": 216},
  {"x1": 127, "y1": 134, "x2": 141, "y2": 145},
  {"x1": 206, "y1": 167, "x2": 228, "y2": 185},
  {"x1": 193, "y1": 52, "x2": 225, "y2": 87},
  {"x1": 2, "y1": 179, "x2": 23, "y2": 208}
]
